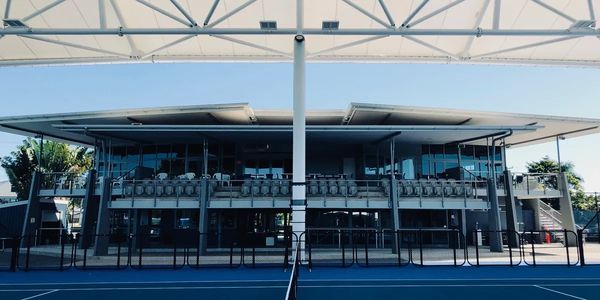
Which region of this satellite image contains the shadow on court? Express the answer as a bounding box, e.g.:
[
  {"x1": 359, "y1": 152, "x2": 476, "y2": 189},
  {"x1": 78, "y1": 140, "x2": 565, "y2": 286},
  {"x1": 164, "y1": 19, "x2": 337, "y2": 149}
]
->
[{"x1": 2, "y1": 266, "x2": 600, "y2": 300}]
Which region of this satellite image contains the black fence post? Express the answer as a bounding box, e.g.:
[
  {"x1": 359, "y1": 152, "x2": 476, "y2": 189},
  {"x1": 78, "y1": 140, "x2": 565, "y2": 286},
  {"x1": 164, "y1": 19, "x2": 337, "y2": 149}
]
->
[
  {"x1": 452, "y1": 230, "x2": 457, "y2": 267},
  {"x1": 474, "y1": 231, "x2": 480, "y2": 267},
  {"x1": 9, "y1": 237, "x2": 19, "y2": 272},
  {"x1": 530, "y1": 231, "x2": 536, "y2": 266},
  {"x1": 59, "y1": 233, "x2": 65, "y2": 271},
  {"x1": 419, "y1": 229, "x2": 423, "y2": 267},
  {"x1": 229, "y1": 244, "x2": 234, "y2": 268},
  {"x1": 577, "y1": 229, "x2": 585, "y2": 266},
  {"x1": 365, "y1": 231, "x2": 369, "y2": 267},
  {"x1": 25, "y1": 235, "x2": 31, "y2": 272},
  {"x1": 564, "y1": 229, "x2": 571, "y2": 266},
  {"x1": 396, "y1": 231, "x2": 402, "y2": 266}
]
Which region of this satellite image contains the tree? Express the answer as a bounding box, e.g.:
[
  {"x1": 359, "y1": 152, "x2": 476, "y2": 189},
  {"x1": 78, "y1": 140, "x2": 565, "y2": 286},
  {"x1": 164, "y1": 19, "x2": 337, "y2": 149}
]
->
[
  {"x1": 526, "y1": 156, "x2": 595, "y2": 211},
  {"x1": 1, "y1": 138, "x2": 93, "y2": 200}
]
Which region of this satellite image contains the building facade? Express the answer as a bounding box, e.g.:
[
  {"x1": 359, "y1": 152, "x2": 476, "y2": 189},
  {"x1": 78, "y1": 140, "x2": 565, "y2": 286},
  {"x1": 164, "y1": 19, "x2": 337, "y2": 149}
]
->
[{"x1": 1, "y1": 102, "x2": 597, "y2": 254}]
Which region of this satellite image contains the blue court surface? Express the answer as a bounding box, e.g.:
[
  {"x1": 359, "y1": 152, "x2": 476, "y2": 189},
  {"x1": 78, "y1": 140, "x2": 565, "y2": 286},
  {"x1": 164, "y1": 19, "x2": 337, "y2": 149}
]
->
[{"x1": 2, "y1": 266, "x2": 600, "y2": 300}]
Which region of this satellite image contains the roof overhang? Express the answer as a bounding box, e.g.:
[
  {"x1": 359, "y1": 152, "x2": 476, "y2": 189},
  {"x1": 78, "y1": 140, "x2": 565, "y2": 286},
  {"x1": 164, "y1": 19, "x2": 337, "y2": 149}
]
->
[{"x1": 0, "y1": 102, "x2": 598, "y2": 148}]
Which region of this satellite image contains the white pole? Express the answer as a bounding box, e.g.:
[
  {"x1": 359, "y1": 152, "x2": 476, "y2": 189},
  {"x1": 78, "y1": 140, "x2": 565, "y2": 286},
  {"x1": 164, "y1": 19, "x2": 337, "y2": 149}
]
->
[{"x1": 291, "y1": 0, "x2": 306, "y2": 258}]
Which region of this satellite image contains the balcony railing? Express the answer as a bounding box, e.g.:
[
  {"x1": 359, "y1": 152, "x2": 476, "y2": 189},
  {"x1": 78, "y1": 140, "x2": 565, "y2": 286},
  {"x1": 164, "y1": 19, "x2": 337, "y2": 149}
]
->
[
  {"x1": 39, "y1": 172, "x2": 87, "y2": 196},
  {"x1": 512, "y1": 173, "x2": 562, "y2": 198}
]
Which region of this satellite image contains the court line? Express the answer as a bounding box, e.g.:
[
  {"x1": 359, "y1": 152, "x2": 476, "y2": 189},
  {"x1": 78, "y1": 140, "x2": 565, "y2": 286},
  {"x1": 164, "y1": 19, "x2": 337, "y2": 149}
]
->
[
  {"x1": 2, "y1": 277, "x2": 600, "y2": 287},
  {"x1": 300, "y1": 284, "x2": 600, "y2": 288},
  {"x1": 19, "y1": 290, "x2": 58, "y2": 300},
  {"x1": 534, "y1": 285, "x2": 588, "y2": 300},
  {"x1": 0, "y1": 286, "x2": 288, "y2": 292},
  {"x1": 4, "y1": 283, "x2": 600, "y2": 293}
]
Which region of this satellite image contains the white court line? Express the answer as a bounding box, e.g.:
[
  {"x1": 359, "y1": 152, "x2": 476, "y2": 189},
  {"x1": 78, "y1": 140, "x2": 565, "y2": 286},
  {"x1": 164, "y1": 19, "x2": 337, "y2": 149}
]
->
[
  {"x1": 2, "y1": 277, "x2": 600, "y2": 286},
  {"x1": 19, "y1": 290, "x2": 58, "y2": 300},
  {"x1": 300, "y1": 283, "x2": 600, "y2": 288},
  {"x1": 534, "y1": 285, "x2": 588, "y2": 300},
  {"x1": 0, "y1": 286, "x2": 288, "y2": 292}
]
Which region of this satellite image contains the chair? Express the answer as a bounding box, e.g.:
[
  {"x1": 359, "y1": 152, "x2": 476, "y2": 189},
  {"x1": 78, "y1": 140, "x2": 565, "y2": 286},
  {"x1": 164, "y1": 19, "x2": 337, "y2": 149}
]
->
[
  {"x1": 309, "y1": 180, "x2": 319, "y2": 195},
  {"x1": 348, "y1": 180, "x2": 358, "y2": 196},
  {"x1": 280, "y1": 180, "x2": 290, "y2": 195},
  {"x1": 156, "y1": 173, "x2": 168, "y2": 180},
  {"x1": 328, "y1": 180, "x2": 339, "y2": 195},
  {"x1": 260, "y1": 180, "x2": 271, "y2": 196},
  {"x1": 213, "y1": 173, "x2": 231, "y2": 187}
]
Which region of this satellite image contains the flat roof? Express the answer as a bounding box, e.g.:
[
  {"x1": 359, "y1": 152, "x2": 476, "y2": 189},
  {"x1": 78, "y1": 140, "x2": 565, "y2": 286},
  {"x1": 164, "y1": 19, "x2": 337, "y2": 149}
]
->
[
  {"x1": 0, "y1": 1, "x2": 599, "y2": 66},
  {"x1": 0, "y1": 102, "x2": 597, "y2": 147}
]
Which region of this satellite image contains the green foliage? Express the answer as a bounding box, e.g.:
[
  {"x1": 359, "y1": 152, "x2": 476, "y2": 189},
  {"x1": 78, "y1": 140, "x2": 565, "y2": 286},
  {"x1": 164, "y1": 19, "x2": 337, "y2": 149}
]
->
[
  {"x1": 1, "y1": 138, "x2": 93, "y2": 200},
  {"x1": 526, "y1": 155, "x2": 595, "y2": 211}
]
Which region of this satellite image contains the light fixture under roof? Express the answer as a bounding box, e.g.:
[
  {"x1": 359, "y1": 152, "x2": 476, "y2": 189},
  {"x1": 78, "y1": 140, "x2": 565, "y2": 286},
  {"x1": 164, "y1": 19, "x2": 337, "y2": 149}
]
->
[
  {"x1": 570, "y1": 20, "x2": 596, "y2": 29},
  {"x1": 3, "y1": 19, "x2": 28, "y2": 28},
  {"x1": 259, "y1": 21, "x2": 277, "y2": 30},
  {"x1": 322, "y1": 21, "x2": 339, "y2": 30}
]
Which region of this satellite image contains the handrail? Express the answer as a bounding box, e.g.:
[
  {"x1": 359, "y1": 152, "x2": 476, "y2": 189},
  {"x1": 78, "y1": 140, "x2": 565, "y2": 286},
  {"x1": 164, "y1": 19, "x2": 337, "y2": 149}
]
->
[{"x1": 115, "y1": 166, "x2": 138, "y2": 181}]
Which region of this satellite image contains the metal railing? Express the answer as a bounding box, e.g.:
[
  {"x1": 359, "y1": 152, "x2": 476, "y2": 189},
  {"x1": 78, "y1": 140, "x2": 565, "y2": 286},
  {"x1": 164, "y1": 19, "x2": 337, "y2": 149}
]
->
[
  {"x1": 0, "y1": 228, "x2": 593, "y2": 272},
  {"x1": 512, "y1": 173, "x2": 561, "y2": 196},
  {"x1": 39, "y1": 172, "x2": 87, "y2": 192}
]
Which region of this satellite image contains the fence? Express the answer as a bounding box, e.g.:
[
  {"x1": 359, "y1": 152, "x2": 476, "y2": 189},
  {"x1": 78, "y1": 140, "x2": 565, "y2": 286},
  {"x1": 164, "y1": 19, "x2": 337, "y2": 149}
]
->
[{"x1": 1, "y1": 228, "x2": 597, "y2": 272}]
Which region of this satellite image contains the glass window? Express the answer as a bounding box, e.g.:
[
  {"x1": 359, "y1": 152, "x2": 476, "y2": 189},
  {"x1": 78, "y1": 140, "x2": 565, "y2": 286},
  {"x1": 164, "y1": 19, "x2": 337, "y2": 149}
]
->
[
  {"x1": 431, "y1": 145, "x2": 444, "y2": 159},
  {"x1": 445, "y1": 145, "x2": 458, "y2": 160},
  {"x1": 460, "y1": 145, "x2": 474, "y2": 160},
  {"x1": 402, "y1": 159, "x2": 415, "y2": 180},
  {"x1": 364, "y1": 155, "x2": 377, "y2": 176},
  {"x1": 272, "y1": 160, "x2": 284, "y2": 179},
  {"x1": 258, "y1": 160, "x2": 270, "y2": 175},
  {"x1": 244, "y1": 160, "x2": 257, "y2": 175},
  {"x1": 156, "y1": 145, "x2": 172, "y2": 175},
  {"x1": 474, "y1": 146, "x2": 489, "y2": 160}
]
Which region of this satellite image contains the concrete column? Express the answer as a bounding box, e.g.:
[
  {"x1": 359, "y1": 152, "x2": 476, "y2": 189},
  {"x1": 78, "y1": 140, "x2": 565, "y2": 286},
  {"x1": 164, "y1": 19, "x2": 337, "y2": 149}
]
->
[
  {"x1": 199, "y1": 178, "x2": 209, "y2": 254},
  {"x1": 20, "y1": 171, "x2": 42, "y2": 247},
  {"x1": 487, "y1": 178, "x2": 503, "y2": 252},
  {"x1": 557, "y1": 172, "x2": 577, "y2": 246},
  {"x1": 93, "y1": 176, "x2": 112, "y2": 255},
  {"x1": 390, "y1": 177, "x2": 400, "y2": 254},
  {"x1": 78, "y1": 170, "x2": 98, "y2": 249},
  {"x1": 503, "y1": 170, "x2": 520, "y2": 247}
]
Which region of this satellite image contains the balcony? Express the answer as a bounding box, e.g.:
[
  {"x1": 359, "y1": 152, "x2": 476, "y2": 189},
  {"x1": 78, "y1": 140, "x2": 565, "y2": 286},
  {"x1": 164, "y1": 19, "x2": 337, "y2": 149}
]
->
[
  {"x1": 38, "y1": 172, "x2": 88, "y2": 197},
  {"x1": 512, "y1": 173, "x2": 562, "y2": 199},
  {"x1": 395, "y1": 179, "x2": 489, "y2": 210}
]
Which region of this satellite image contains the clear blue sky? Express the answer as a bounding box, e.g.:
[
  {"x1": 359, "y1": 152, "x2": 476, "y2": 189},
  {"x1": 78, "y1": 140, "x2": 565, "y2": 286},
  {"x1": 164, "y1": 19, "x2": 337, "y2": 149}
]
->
[{"x1": 0, "y1": 62, "x2": 599, "y2": 191}]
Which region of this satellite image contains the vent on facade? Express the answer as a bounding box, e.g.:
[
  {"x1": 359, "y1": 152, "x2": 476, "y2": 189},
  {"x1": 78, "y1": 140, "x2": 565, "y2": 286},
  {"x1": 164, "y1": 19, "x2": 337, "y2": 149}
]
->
[
  {"x1": 570, "y1": 20, "x2": 596, "y2": 29},
  {"x1": 260, "y1": 21, "x2": 277, "y2": 30},
  {"x1": 322, "y1": 21, "x2": 339, "y2": 30},
  {"x1": 3, "y1": 19, "x2": 27, "y2": 27}
]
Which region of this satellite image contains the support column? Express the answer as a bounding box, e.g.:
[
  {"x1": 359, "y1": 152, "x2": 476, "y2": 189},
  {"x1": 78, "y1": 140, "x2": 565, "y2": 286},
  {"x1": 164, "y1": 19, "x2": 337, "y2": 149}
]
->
[
  {"x1": 389, "y1": 138, "x2": 400, "y2": 254},
  {"x1": 199, "y1": 178, "x2": 209, "y2": 254},
  {"x1": 503, "y1": 170, "x2": 520, "y2": 248},
  {"x1": 291, "y1": 0, "x2": 306, "y2": 256},
  {"x1": 557, "y1": 172, "x2": 577, "y2": 246},
  {"x1": 20, "y1": 171, "x2": 42, "y2": 247},
  {"x1": 93, "y1": 176, "x2": 112, "y2": 255},
  {"x1": 78, "y1": 170, "x2": 98, "y2": 249},
  {"x1": 487, "y1": 177, "x2": 503, "y2": 252}
]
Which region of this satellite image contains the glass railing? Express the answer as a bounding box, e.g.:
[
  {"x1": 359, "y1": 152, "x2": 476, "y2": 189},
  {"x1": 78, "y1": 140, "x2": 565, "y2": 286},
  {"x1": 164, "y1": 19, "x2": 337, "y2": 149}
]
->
[
  {"x1": 512, "y1": 173, "x2": 561, "y2": 196},
  {"x1": 39, "y1": 172, "x2": 87, "y2": 193}
]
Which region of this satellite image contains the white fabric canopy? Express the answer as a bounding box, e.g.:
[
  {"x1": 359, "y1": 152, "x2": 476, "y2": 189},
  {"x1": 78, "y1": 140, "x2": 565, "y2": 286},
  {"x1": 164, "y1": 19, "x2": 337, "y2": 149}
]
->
[{"x1": 0, "y1": 0, "x2": 599, "y2": 66}]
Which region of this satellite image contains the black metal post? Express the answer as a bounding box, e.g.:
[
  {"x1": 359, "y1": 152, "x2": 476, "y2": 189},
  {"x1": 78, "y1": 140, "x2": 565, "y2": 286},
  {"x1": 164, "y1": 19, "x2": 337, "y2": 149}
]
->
[{"x1": 577, "y1": 229, "x2": 586, "y2": 266}]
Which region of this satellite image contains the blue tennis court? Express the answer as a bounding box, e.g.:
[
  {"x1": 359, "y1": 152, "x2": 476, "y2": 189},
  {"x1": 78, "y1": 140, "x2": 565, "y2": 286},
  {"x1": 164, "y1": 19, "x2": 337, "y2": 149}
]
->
[{"x1": 2, "y1": 266, "x2": 600, "y2": 300}]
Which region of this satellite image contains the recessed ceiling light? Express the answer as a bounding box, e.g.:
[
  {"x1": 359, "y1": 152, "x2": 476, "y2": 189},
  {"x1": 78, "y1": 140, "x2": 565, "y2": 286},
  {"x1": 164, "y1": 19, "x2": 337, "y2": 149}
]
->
[
  {"x1": 322, "y1": 21, "x2": 339, "y2": 30},
  {"x1": 3, "y1": 19, "x2": 27, "y2": 28},
  {"x1": 259, "y1": 21, "x2": 277, "y2": 30}
]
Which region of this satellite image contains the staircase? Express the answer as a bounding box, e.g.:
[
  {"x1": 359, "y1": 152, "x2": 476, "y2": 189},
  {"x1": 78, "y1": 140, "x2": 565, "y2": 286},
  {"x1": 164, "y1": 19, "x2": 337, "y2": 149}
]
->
[{"x1": 538, "y1": 201, "x2": 566, "y2": 242}]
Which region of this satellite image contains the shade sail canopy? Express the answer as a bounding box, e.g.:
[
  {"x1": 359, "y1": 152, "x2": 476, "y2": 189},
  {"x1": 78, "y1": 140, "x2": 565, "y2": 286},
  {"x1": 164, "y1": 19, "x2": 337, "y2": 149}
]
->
[
  {"x1": 0, "y1": 102, "x2": 597, "y2": 147},
  {"x1": 0, "y1": 0, "x2": 599, "y2": 66}
]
